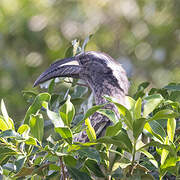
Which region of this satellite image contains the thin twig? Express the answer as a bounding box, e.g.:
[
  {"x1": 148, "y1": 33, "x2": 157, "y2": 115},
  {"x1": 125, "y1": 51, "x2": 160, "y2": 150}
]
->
[
  {"x1": 64, "y1": 80, "x2": 89, "y2": 87},
  {"x1": 59, "y1": 156, "x2": 66, "y2": 180}
]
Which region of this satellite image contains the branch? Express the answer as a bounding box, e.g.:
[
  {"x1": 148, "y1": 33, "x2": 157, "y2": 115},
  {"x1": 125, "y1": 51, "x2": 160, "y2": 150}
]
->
[{"x1": 59, "y1": 156, "x2": 66, "y2": 180}]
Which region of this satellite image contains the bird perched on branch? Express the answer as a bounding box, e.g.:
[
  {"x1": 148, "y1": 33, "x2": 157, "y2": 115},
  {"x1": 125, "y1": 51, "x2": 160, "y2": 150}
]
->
[{"x1": 34, "y1": 51, "x2": 129, "y2": 142}]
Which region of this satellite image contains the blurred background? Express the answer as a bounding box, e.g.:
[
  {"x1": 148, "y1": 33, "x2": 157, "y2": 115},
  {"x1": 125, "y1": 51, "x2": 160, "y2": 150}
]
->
[{"x1": 0, "y1": 0, "x2": 179, "y2": 123}]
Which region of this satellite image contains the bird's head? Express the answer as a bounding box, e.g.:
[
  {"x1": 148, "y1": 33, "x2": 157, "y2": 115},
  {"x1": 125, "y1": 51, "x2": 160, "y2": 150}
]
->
[{"x1": 34, "y1": 51, "x2": 129, "y2": 95}]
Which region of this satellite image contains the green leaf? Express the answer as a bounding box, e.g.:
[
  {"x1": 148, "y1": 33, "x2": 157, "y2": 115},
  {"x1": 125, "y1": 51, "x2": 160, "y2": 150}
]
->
[
  {"x1": 161, "y1": 137, "x2": 169, "y2": 165},
  {"x1": 67, "y1": 167, "x2": 92, "y2": 180},
  {"x1": 43, "y1": 101, "x2": 64, "y2": 127},
  {"x1": 0, "y1": 155, "x2": 10, "y2": 166},
  {"x1": 59, "y1": 95, "x2": 75, "y2": 126},
  {"x1": 0, "y1": 115, "x2": 10, "y2": 131},
  {"x1": 17, "y1": 124, "x2": 30, "y2": 137},
  {"x1": 22, "y1": 91, "x2": 37, "y2": 103},
  {"x1": 34, "y1": 157, "x2": 44, "y2": 165},
  {"x1": 105, "y1": 121, "x2": 122, "y2": 137},
  {"x1": 133, "y1": 82, "x2": 150, "y2": 100},
  {"x1": 133, "y1": 118, "x2": 146, "y2": 140},
  {"x1": 125, "y1": 96, "x2": 136, "y2": 117},
  {"x1": 98, "y1": 129, "x2": 132, "y2": 153},
  {"x1": 24, "y1": 93, "x2": 51, "y2": 124},
  {"x1": 29, "y1": 114, "x2": 44, "y2": 142},
  {"x1": 64, "y1": 45, "x2": 73, "y2": 58},
  {"x1": 64, "y1": 155, "x2": 77, "y2": 167},
  {"x1": 84, "y1": 159, "x2": 105, "y2": 177},
  {"x1": 83, "y1": 104, "x2": 106, "y2": 121},
  {"x1": 140, "y1": 149, "x2": 158, "y2": 168},
  {"x1": 104, "y1": 96, "x2": 133, "y2": 130},
  {"x1": 134, "y1": 97, "x2": 142, "y2": 119},
  {"x1": 160, "y1": 157, "x2": 177, "y2": 169},
  {"x1": 14, "y1": 167, "x2": 34, "y2": 177},
  {"x1": 167, "y1": 118, "x2": 176, "y2": 142},
  {"x1": 1, "y1": 99, "x2": 14, "y2": 130},
  {"x1": 143, "y1": 94, "x2": 164, "y2": 118},
  {"x1": 138, "y1": 141, "x2": 173, "y2": 154},
  {"x1": 148, "y1": 109, "x2": 179, "y2": 122},
  {"x1": 49, "y1": 164, "x2": 60, "y2": 171},
  {"x1": 97, "y1": 109, "x2": 118, "y2": 124},
  {"x1": 0, "y1": 146, "x2": 19, "y2": 156},
  {"x1": 25, "y1": 137, "x2": 38, "y2": 146},
  {"x1": 144, "y1": 121, "x2": 165, "y2": 142},
  {"x1": 48, "y1": 79, "x2": 55, "y2": 94},
  {"x1": 55, "y1": 127, "x2": 72, "y2": 144},
  {"x1": 15, "y1": 156, "x2": 27, "y2": 173},
  {"x1": 0, "y1": 129, "x2": 23, "y2": 140},
  {"x1": 85, "y1": 118, "x2": 96, "y2": 141},
  {"x1": 164, "y1": 84, "x2": 180, "y2": 91},
  {"x1": 77, "y1": 148, "x2": 100, "y2": 163}
]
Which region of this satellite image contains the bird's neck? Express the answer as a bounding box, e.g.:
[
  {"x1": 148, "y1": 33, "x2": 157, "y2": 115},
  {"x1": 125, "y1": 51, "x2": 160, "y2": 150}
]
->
[{"x1": 89, "y1": 79, "x2": 127, "y2": 106}]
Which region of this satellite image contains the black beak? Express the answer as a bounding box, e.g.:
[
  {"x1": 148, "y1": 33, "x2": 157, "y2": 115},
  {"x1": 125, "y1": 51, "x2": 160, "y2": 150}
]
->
[{"x1": 33, "y1": 57, "x2": 81, "y2": 87}]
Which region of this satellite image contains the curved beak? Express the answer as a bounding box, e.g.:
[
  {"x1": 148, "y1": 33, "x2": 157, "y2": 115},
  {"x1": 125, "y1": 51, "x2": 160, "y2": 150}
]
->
[{"x1": 33, "y1": 57, "x2": 81, "y2": 87}]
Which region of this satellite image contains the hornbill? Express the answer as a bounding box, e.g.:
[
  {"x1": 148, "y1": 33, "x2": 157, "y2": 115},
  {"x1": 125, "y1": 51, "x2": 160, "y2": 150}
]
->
[{"x1": 34, "y1": 51, "x2": 129, "y2": 143}]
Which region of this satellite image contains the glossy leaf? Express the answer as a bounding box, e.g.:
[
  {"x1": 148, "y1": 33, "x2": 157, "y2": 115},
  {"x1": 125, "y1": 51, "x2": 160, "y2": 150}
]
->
[
  {"x1": 161, "y1": 137, "x2": 169, "y2": 165},
  {"x1": 104, "y1": 96, "x2": 133, "y2": 130},
  {"x1": 164, "y1": 84, "x2": 180, "y2": 91},
  {"x1": 67, "y1": 167, "x2": 92, "y2": 180},
  {"x1": 134, "y1": 97, "x2": 142, "y2": 119},
  {"x1": 98, "y1": 129, "x2": 132, "y2": 153},
  {"x1": 43, "y1": 101, "x2": 64, "y2": 127},
  {"x1": 24, "y1": 93, "x2": 50, "y2": 124},
  {"x1": 143, "y1": 94, "x2": 164, "y2": 118},
  {"x1": 25, "y1": 137, "x2": 38, "y2": 146},
  {"x1": 133, "y1": 82, "x2": 150, "y2": 100},
  {"x1": 59, "y1": 95, "x2": 75, "y2": 126},
  {"x1": 83, "y1": 104, "x2": 106, "y2": 121},
  {"x1": 14, "y1": 167, "x2": 34, "y2": 177},
  {"x1": 29, "y1": 114, "x2": 44, "y2": 142},
  {"x1": 140, "y1": 149, "x2": 158, "y2": 168},
  {"x1": 0, "y1": 129, "x2": 23, "y2": 140},
  {"x1": 97, "y1": 109, "x2": 118, "y2": 124},
  {"x1": 85, "y1": 118, "x2": 96, "y2": 141},
  {"x1": 144, "y1": 122, "x2": 165, "y2": 142},
  {"x1": 64, "y1": 155, "x2": 77, "y2": 167},
  {"x1": 133, "y1": 118, "x2": 146, "y2": 140},
  {"x1": 138, "y1": 141, "x2": 173, "y2": 154},
  {"x1": 15, "y1": 156, "x2": 27, "y2": 173},
  {"x1": 17, "y1": 124, "x2": 30, "y2": 135},
  {"x1": 77, "y1": 148, "x2": 100, "y2": 163},
  {"x1": 148, "y1": 109, "x2": 179, "y2": 122},
  {"x1": 0, "y1": 146, "x2": 18, "y2": 156},
  {"x1": 55, "y1": 127, "x2": 72, "y2": 144},
  {"x1": 48, "y1": 79, "x2": 55, "y2": 94},
  {"x1": 160, "y1": 157, "x2": 177, "y2": 169},
  {"x1": 22, "y1": 91, "x2": 37, "y2": 103},
  {"x1": 1, "y1": 100, "x2": 14, "y2": 130},
  {"x1": 0, "y1": 115, "x2": 10, "y2": 131},
  {"x1": 167, "y1": 118, "x2": 176, "y2": 142},
  {"x1": 84, "y1": 159, "x2": 105, "y2": 177},
  {"x1": 65, "y1": 45, "x2": 73, "y2": 58},
  {"x1": 105, "y1": 121, "x2": 122, "y2": 137}
]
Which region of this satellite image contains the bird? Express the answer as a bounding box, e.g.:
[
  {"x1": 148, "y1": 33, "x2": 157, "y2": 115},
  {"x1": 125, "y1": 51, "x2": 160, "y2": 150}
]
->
[{"x1": 34, "y1": 51, "x2": 129, "y2": 143}]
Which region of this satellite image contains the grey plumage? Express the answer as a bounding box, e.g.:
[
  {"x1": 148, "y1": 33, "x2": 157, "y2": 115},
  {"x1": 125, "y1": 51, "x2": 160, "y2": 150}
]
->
[{"x1": 34, "y1": 51, "x2": 129, "y2": 142}]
